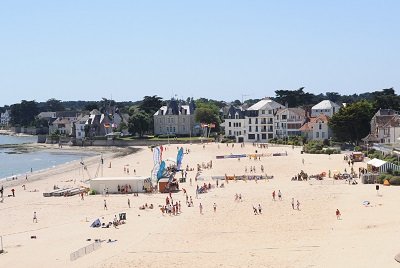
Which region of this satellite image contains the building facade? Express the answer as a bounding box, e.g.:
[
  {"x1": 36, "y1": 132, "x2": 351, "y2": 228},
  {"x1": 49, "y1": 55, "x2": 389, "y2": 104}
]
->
[
  {"x1": 223, "y1": 105, "x2": 246, "y2": 142},
  {"x1": 275, "y1": 108, "x2": 307, "y2": 138},
  {"x1": 0, "y1": 110, "x2": 11, "y2": 126},
  {"x1": 154, "y1": 99, "x2": 198, "y2": 136},
  {"x1": 299, "y1": 114, "x2": 331, "y2": 141}
]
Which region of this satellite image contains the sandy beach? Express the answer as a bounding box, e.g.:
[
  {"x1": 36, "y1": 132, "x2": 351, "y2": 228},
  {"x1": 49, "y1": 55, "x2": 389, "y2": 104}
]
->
[{"x1": 1, "y1": 142, "x2": 400, "y2": 268}]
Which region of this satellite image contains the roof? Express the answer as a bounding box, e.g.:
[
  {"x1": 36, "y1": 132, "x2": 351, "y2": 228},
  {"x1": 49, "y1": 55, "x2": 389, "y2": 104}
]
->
[
  {"x1": 56, "y1": 111, "x2": 78, "y2": 118},
  {"x1": 276, "y1": 107, "x2": 306, "y2": 117},
  {"x1": 309, "y1": 114, "x2": 330, "y2": 123},
  {"x1": 225, "y1": 105, "x2": 245, "y2": 119},
  {"x1": 299, "y1": 114, "x2": 330, "y2": 132},
  {"x1": 90, "y1": 176, "x2": 150, "y2": 182},
  {"x1": 375, "y1": 109, "x2": 398, "y2": 116},
  {"x1": 366, "y1": 158, "x2": 387, "y2": 167},
  {"x1": 362, "y1": 133, "x2": 379, "y2": 142},
  {"x1": 52, "y1": 118, "x2": 73, "y2": 125},
  {"x1": 154, "y1": 104, "x2": 193, "y2": 116},
  {"x1": 247, "y1": 98, "x2": 284, "y2": 111},
  {"x1": 312, "y1": 100, "x2": 340, "y2": 110}
]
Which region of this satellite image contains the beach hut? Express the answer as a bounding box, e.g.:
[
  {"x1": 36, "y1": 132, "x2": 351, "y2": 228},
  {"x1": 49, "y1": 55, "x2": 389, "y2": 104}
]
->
[
  {"x1": 366, "y1": 158, "x2": 400, "y2": 173},
  {"x1": 89, "y1": 176, "x2": 152, "y2": 194}
]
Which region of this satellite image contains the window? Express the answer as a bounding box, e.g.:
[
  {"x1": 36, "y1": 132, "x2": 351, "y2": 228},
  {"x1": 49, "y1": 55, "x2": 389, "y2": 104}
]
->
[
  {"x1": 183, "y1": 126, "x2": 185, "y2": 131},
  {"x1": 322, "y1": 132, "x2": 325, "y2": 138},
  {"x1": 249, "y1": 126, "x2": 252, "y2": 132},
  {"x1": 248, "y1": 118, "x2": 252, "y2": 124},
  {"x1": 229, "y1": 122, "x2": 231, "y2": 127},
  {"x1": 268, "y1": 110, "x2": 272, "y2": 114},
  {"x1": 235, "y1": 114, "x2": 239, "y2": 119},
  {"x1": 173, "y1": 127, "x2": 176, "y2": 133},
  {"x1": 255, "y1": 118, "x2": 258, "y2": 124},
  {"x1": 248, "y1": 134, "x2": 255, "y2": 140},
  {"x1": 229, "y1": 130, "x2": 232, "y2": 135},
  {"x1": 255, "y1": 126, "x2": 258, "y2": 132},
  {"x1": 282, "y1": 115, "x2": 287, "y2": 120},
  {"x1": 316, "y1": 132, "x2": 319, "y2": 138},
  {"x1": 262, "y1": 110, "x2": 265, "y2": 114},
  {"x1": 262, "y1": 134, "x2": 266, "y2": 139},
  {"x1": 319, "y1": 123, "x2": 322, "y2": 130}
]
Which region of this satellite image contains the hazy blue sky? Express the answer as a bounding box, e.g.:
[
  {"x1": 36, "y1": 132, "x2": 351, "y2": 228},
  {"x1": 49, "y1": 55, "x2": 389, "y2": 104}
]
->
[{"x1": 1, "y1": 1, "x2": 399, "y2": 106}]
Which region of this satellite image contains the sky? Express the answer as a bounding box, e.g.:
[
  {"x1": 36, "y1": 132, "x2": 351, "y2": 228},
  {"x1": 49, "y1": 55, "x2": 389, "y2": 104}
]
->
[{"x1": 1, "y1": 0, "x2": 399, "y2": 106}]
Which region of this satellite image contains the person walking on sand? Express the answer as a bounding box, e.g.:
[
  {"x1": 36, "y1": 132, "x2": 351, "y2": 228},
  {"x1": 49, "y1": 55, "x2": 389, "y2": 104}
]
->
[
  {"x1": 336, "y1": 209, "x2": 341, "y2": 220},
  {"x1": 278, "y1": 190, "x2": 282, "y2": 201},
  {"x1": 104, "y1": 199, "x2": 108, "y2": 210},
  {"x1": 213, "y1": 203, "x2": 217, "y2": 212},
  {"x1": 199, "y1": 203, "x2": 203, "y2": 214},
  {"x1": 296, "y1": 200, "x2": 300, "y2": 210},
  {"x1": 253, "y1": 206, "x2": 258, "y2": 215},
  {"x1": 11, "y1": 188, "x2": 15, "y2": 197},
  {"x1": 33, "y1": 211, "x2": 37, "y2": 223},
  {"x1": 128, "y1": 198, "x2": 131, "y2": 208},
  {"x1": 291, "y1": 198, "x2": 295, "y2": 209},
  {"x1": 272, "y1": 190, "x2": 276, "y2": 201},
  {"x1": 258, "y1": 204, "x2": 262, "y2": 214}
]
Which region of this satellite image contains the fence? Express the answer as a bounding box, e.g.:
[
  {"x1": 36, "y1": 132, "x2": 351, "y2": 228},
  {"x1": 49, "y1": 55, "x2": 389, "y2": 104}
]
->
[{"x1": 70, "y1": 241, "x2": 101, "y2": 261}]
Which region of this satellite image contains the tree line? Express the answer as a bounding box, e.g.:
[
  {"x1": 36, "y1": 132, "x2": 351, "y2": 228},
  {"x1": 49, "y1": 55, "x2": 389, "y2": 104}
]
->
[{"x1": 4, "y1": 87, "x2": 400, "y2": 143}]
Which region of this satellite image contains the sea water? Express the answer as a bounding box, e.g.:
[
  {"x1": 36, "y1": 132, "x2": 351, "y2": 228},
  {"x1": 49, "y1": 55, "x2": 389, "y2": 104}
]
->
[{"x1": 0, "y1": 135, "x2": 95, "y2": 180}]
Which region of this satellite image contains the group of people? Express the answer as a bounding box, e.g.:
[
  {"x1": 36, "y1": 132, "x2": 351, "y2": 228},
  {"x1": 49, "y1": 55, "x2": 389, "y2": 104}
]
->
[
  {"x1": 253, "y1": 204, "x2": 262, "y2": 215},
  {"x1": 272, "y1": 190, "x2": 282, "y2": 201}
]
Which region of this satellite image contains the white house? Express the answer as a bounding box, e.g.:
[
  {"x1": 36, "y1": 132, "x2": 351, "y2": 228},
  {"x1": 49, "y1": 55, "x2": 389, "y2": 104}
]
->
[
  {"x1": 0, "y1": 110, "x2": 11, "y2": 126},
  {"x1": 300, "y1": 114, "x2": 331, "y2": 140},
  {"x1": 74, "y1": 115, "x2": 89, "y2": 139},
  {"x1": 311, "y1": 100, "x2": 341, "y2": 117},
  {"x1": 224, "y1": 105, "x2": 246, "y2": 142},
  {"x1": 245, "y1": 98, "x2": 285, "y2": 142}
]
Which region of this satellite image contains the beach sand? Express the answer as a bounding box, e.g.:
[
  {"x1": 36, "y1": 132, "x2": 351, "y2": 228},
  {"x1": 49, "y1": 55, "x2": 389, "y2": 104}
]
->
[{"x1": 1, "y1": 143, "x2": 399, "y2": 267}]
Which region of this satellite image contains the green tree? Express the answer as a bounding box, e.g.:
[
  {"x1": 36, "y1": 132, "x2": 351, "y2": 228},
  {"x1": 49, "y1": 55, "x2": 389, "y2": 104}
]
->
[
  {"x1": 44, "y1": 98, "x2": 65, "y2": 111},
  {"x1": 84, "y1": 102, "x2": 99, "y2": 111},
  {"x1": 128, "y1": 110, "x2": 151, "y2": 137},
  {"x1": 329, "y1": 100, "x2": 375, "y2": 143},
  {"x1": 139, "y1": 95, "x2": 163, "y2": 114},
  {"x1": 372, "y1": 88, "x2": 400, "y2": 111},
  {"x1": 10, "y1": 100, "x2": 39, "y2": 126}
]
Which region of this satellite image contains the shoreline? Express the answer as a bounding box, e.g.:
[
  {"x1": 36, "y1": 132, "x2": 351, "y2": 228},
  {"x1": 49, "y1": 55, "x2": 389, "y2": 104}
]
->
[{"x1": 0, "y1": 144, "x2": 142, "y2": 188}]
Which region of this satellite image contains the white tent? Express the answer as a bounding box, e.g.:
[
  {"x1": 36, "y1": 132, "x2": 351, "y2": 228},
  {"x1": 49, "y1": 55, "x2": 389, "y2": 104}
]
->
[
  {"x1": 89, "y1": 176, "x2": 151, "y2": 194},
  {"x1": 367, "y1": 158, "x2": 400, "y2": 173}
]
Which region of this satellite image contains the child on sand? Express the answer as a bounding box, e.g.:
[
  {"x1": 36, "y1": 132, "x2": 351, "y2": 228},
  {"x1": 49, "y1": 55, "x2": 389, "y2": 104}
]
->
[
  {"x1": 33, "y1": 211, "x2": 37, "y2": 223},
  {"x1": 336, "y1": 209, "x2": 341, "y2": 220}
]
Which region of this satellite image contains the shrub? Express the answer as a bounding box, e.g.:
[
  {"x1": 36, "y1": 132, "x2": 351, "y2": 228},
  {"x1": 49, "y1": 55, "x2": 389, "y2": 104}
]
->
[
  {"x1": 377, "y1": 174, "x2": 387, "y2": 184},
  {"x1": 390, "y1": 177, "x2": 400, "y2": 185}
]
